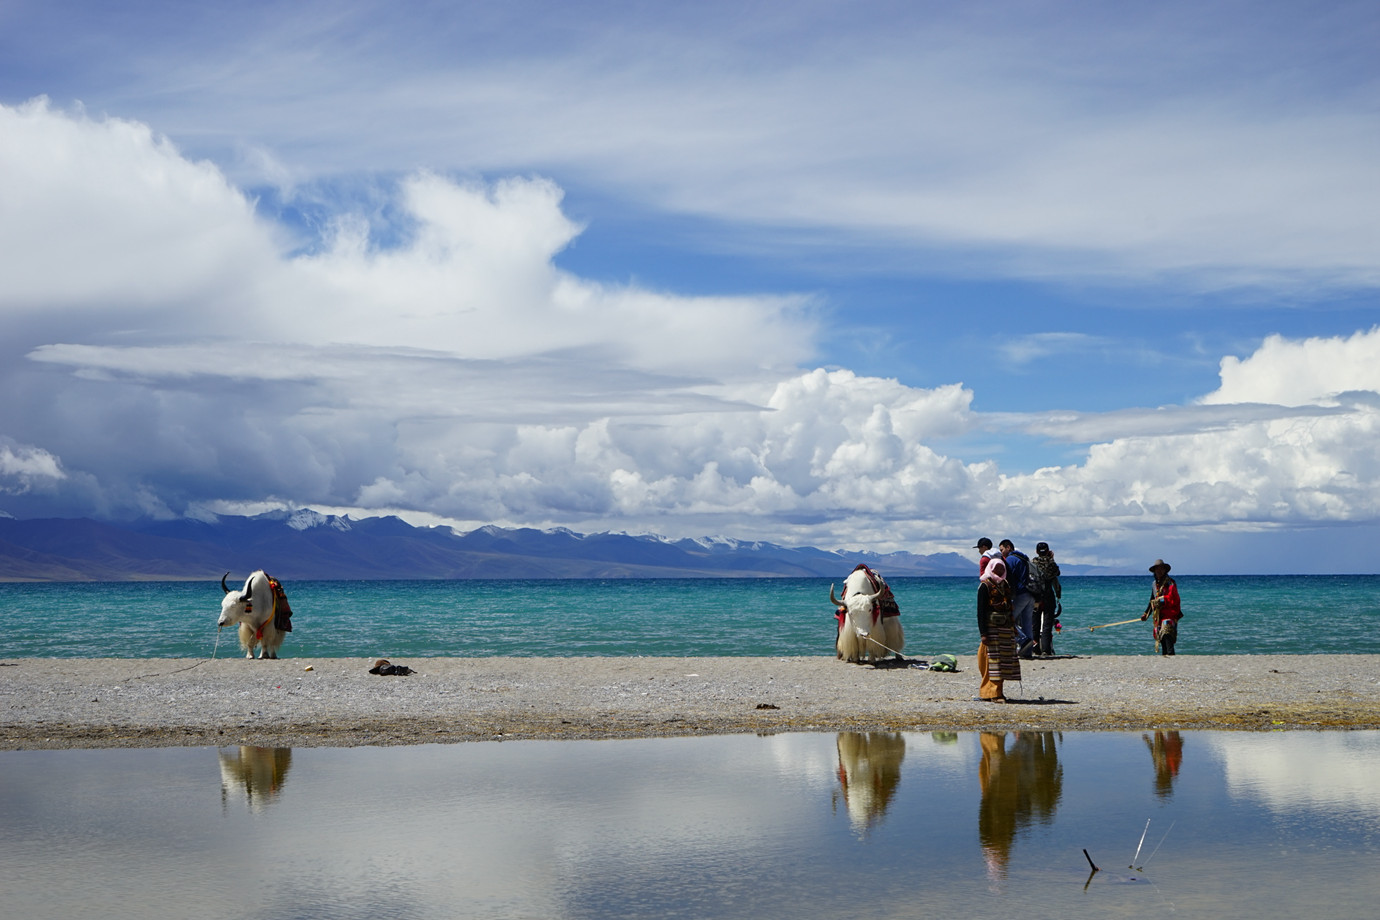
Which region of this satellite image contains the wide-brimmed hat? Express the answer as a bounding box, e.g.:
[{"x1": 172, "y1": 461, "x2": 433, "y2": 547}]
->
[{"x1": 1148, "y1": 559, "x2": 1171, "y2": 573}]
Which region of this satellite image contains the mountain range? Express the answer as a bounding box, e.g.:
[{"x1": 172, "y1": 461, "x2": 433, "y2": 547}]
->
[{"x1": 0, "y1": 509, "x2": 1104, "y2": 581}]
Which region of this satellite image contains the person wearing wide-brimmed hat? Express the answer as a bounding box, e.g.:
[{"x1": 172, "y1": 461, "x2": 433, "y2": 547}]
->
[{"x1": 1140, "y1": 559, "x2": 1181, "y2": 655}]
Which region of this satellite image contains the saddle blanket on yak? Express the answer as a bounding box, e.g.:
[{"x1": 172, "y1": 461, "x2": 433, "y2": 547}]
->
[
  {"x1": 847, "y1": 564, "x2": 901, "y2": 619},
  {"x1": 268, "y1": 577, "x2": 293, "y2": 633}
]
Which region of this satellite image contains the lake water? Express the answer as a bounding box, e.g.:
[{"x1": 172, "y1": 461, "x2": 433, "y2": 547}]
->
[
  {"x1": 2, "y1": 730, "x2": 1378, "y2": 919},
  {"x1": 1, "y1": 575, "x2": 1376, "y2": 659}
]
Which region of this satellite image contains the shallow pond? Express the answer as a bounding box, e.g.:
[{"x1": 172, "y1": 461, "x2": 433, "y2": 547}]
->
[{"x1": 3, "y1": 731, "x2": 1378, "y2": 919}]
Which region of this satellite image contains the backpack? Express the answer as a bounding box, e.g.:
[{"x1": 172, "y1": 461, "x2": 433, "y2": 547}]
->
[
  {"x1": 1027, "y1": 557, "x2": 1053, "y2": 596},
  {"x1": 1006, "y1": 550, "x2": 1032, "y2": 592}
]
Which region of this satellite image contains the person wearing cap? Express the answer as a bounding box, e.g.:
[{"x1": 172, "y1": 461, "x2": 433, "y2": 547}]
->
[
  {"x1": 1030, "y1": 542, "x2": 1062, "y2": 657},
  {"x1": 1140, "y1": 559, "x2": 1181, "y2": 655},
  {"x1": 974, "y1": 537, "x2": 1002, "y2": 576},
  {"x1": 977, "y1": 558, "x2": 1020, "y2": 702}
]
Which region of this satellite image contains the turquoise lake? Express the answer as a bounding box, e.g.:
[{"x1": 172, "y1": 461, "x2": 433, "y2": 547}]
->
[{"x1": 0, "y1": 575, "x2": 1375, "y2": 658}]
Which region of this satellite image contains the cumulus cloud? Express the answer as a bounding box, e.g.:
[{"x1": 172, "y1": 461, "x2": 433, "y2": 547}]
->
[
  {"x1": 0, "y1": 98, "x2": 281, "y2": 315},
  {"x1": 0, "y1": 439, "x2": 65, "y2": 492},
  {"x1": 0, "y1": 100, "x2": 815, "y2": 519},
  {"x1": 1204, "y1": 327, "x2": 1380, "y2": 406},
  {"x1": 4, "y1": 100, "x2": 1380, "y2": 569}
]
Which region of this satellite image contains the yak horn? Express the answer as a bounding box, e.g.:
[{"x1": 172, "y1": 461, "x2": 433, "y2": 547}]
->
[
  {"x1": 830, "y1": 584, "x2": 842, "y2": 607},
  {"x1": 221, "y1": 572, "x2": 231, "y2": 594}
]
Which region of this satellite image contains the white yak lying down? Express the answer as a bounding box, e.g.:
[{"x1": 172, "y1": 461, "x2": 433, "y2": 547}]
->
[
  {"x1": 218, "y1": 570, "x2": 292, "y2": 659},
  {"x1": 830, "y1": 564, "x2": 905, "y2": 663}
]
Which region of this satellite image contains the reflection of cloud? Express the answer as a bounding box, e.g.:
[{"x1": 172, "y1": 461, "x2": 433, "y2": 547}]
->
[
  {"x1": 1207, "y1": 732, "x2": 1380, "y2": 816},
  {"x1": 218, "y1": 746, "x2": 293, "y2": 812},
  {"x1": 833, "y1": 732, "x2": 906, "y2": 834}
]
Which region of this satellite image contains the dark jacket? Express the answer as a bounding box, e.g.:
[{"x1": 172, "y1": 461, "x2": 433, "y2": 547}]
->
[{"x1": 1004, "y1": 550, "x2": 1031, "y2": 596}]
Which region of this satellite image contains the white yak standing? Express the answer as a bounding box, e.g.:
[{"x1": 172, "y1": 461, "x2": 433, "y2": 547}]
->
[
  {"x1": 830, "y1": 564, "x2": 905, "y2": 663},
  {"x1": 218, "y1": 570, "x2": 292, "y2": 659}
]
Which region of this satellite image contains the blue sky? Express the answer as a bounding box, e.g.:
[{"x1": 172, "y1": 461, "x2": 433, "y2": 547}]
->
[{"x1": 1, "y1": 0, "x2": 1378, "y2": 572}]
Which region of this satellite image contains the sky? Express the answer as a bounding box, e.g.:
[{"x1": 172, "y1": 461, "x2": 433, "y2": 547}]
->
[{"x1": 1, "y1": 0, "x2": 1378, "y2": 573}]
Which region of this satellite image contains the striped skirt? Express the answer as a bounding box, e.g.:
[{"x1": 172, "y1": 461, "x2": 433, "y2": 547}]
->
[{"x1": 979, "y1": 621, "x2": 1022, "y2": 697}]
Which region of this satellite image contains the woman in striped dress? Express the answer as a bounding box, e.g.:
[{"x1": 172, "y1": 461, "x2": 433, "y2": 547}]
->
[{"x1": 977, "y1": 558, "x2": 1021, "y2": 702}]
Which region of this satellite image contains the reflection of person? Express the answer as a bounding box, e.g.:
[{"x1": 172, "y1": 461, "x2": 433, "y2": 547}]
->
[
  {"x1": 978, "y1": 731, "x2": 1062, "y2": 881},
  {"x1": 1030, "y1": 542, "x2": 1062, "y2": 657},
  {"x1": 834, "y1": 732, "x2": 907, "y2": 834},
  {"x1": 978, "y1": 732, "x2": 1017, "y2": 879},
  {"x1": 977, "y1": 559, "x2": 1020, "y2": 702},
  {"x1": 1144, "y1": 730, "x2": 1184, "y2": 798},
  {"x1": 1141, "y1": 559, "x2": 1182, "y2": 655}
]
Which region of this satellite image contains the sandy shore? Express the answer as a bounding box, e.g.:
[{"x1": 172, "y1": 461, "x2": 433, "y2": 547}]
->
[{"x1": 4, "y1": 654, "x2": 1379, "y2": 749}]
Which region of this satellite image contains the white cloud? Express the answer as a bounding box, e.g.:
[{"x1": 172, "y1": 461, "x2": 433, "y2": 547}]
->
[
  {"x1": 0, "y1": 98, "x2": 281, "y2": 314},
  {"x1": 1205, "y1": 327, "x2": 1380, "y2": 406},
  {"x1": 4, "y1": 100, "x2": 1380, "y2": 569},
  {"x1": 0, "y1": 439, "x2": 65, "y2": 492},
  {"x1": 998, "y1": 332, "x2": 1114, "y2": 367},
  {"x1": 33, "y1": 2, "x2": 1377, "y2": 292}
]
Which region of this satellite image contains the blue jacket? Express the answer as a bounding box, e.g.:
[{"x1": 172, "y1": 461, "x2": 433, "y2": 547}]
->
[{"x1": 1005, "y1": 550, "x2": 1031, "y2": 595}]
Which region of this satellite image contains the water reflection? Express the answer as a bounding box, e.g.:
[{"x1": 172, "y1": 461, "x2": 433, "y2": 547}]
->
[
  {"x1": 832, "y1": 731, "x2": 906, "y2": 834},
  {"x1": 5, "y1": 731, "x2": 1380, "y2": 920},
  {"x1": 978, "y1": 731, "x2": 1063, "y2": 880},
  {"x1": 218, "y1": 746, "x2": 293, "y2": 812},
  {"x1": 1143, "y1": 730, "x2": 1184, "y2": 798}
]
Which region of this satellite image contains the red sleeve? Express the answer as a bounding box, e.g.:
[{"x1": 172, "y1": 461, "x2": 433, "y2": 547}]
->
[{"x1": 1161, "y1": 582, "x2": 1181, "y2": 621}]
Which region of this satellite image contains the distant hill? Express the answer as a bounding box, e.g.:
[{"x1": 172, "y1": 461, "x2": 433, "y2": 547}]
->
[{"x1": 0, "y1": 510, "x2": 1007, "y2": 581}]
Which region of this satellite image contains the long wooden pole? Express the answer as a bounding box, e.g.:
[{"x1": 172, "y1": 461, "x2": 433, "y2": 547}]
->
[{"x1": 1087, "y1": 617, "x2": 1144, "y2": 632}]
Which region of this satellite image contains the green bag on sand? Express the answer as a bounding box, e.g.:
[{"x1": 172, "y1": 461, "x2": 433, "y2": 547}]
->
[{"x1": 929, "y1": 654, "x2": 958, "y2": 672}]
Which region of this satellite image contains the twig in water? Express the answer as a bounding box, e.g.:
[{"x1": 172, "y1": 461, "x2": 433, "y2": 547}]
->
[
  {"x1": 1130, "y1": 818, "x2": 1151, "y2": 869},
  {"x1": 1141, "y1": 820, "x2": 1175, "y2": 869}
]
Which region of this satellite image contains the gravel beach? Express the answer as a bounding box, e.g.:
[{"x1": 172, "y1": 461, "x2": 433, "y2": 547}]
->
[{"x1": 4, "y1": 654, "x2": 1379, "y2": 749}]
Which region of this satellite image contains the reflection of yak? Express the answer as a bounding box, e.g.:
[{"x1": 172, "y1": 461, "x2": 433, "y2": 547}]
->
[
  {"x1": 978, "y1": 731, "x2": 1062, "y2": 879},
  {"x1": 834, "y1": 732, "x2": 907, "y2": 834},
  {"x1": 1144, "y1": 731, "x2": 1184, "y2": 798},
  {"x1": 219, "y1": 746, "x2": 293, "y2": 812}
]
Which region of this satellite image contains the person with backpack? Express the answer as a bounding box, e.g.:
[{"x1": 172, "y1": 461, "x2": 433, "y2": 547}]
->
[
  {"x1": 1029, "y1": 542, "x2": 1062, "y2": 657},
  {"x1": 999, "y1": 540, "x2": 1036, "y2": 658}
]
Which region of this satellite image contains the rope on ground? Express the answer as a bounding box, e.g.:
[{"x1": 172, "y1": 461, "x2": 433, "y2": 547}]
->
[{"x1": 118, "y1": 626, "x2": 224, "y2": 682}]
